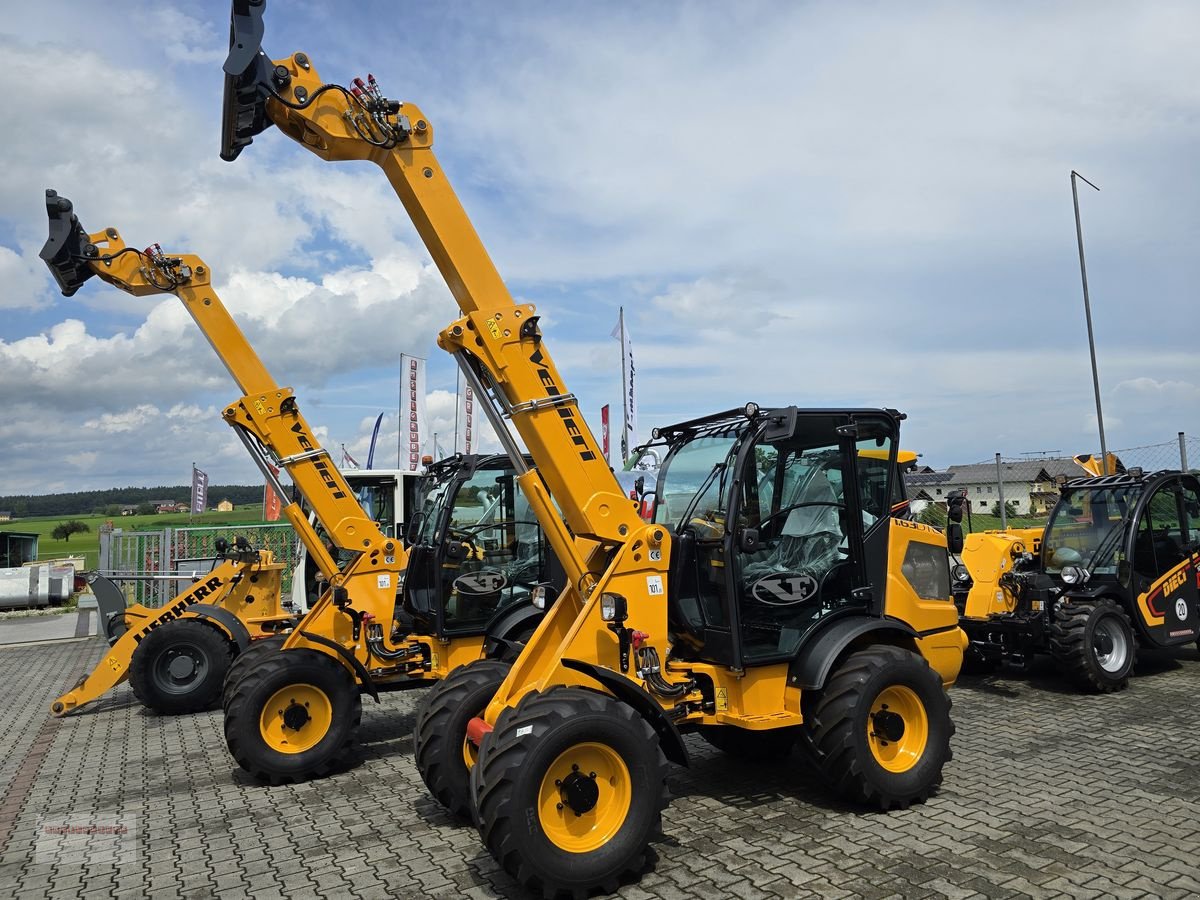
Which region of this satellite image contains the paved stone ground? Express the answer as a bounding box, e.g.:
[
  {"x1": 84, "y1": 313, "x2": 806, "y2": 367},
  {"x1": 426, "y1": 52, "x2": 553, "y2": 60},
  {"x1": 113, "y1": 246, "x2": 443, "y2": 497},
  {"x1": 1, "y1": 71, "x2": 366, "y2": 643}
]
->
[{"x1": 0, "y1": 639, "x2": 1198, "y2": 900}]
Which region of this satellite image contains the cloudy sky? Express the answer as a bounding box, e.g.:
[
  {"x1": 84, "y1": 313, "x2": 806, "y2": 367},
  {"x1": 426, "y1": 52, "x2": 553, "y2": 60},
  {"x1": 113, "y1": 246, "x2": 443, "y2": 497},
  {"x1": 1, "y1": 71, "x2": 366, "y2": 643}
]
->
[{"x1": 2, "y1": 1, "x2": 1199, "y2": 495}]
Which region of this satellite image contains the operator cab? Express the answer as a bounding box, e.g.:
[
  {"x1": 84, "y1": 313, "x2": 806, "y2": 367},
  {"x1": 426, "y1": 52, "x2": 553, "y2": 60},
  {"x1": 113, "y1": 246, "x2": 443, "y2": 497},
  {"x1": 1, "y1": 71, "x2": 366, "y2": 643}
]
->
[
  {"x1": 403, "y1": 454, "x2": 563, "y2": 639},
  {"x1": 654, "y1": 405, "x2": 937, "y2": 669}
]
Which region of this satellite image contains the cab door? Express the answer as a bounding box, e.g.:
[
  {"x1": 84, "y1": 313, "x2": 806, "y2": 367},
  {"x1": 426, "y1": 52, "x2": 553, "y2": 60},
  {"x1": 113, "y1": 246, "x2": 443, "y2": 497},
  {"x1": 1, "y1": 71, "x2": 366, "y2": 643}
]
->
[{"x1": 1131, "y1": 476, "x2": 1200, "y2": 647}]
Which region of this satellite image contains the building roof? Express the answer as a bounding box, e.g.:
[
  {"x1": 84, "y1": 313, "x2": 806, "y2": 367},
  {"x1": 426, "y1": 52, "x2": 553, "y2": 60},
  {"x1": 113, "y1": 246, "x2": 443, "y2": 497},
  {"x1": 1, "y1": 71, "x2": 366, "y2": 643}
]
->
[{"x1": 904, "y1": 457, "x2": 1084, "y2": 491}]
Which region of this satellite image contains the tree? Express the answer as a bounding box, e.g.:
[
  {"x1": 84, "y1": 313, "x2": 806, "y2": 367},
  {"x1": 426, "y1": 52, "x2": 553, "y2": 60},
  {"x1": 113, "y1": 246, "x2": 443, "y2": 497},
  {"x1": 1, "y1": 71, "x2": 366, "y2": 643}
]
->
[
  {"x1": 135, "y1": 502, "x2": 156, "y2": 516},
  {"x1": 991, "y1": 500, "x2": 1019, "y2": 518},
  {"x1": 51, "y1": 520, "x2": 91, "y2": 543}
]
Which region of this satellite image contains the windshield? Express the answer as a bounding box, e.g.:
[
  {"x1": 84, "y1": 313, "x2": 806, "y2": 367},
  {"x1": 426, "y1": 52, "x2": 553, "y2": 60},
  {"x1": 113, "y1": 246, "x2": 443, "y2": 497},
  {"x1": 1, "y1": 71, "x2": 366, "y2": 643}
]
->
[
  {"x1": 655, "y1": 433, "x2": 738, "y2": 531},
  {"x1": 1043, "y1": 484, "x2": 1143, "y2": 574}
]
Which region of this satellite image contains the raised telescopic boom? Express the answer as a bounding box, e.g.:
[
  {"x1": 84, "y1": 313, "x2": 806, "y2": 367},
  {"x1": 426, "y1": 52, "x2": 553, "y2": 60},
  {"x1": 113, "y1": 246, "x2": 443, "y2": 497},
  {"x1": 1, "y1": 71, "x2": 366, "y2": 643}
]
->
[
  {"x1": 221, "y1": 0, "x2": 668, "y2": 705},
  {"x1": 40, "y1": 191, "x2": 410, "y2": 678}
]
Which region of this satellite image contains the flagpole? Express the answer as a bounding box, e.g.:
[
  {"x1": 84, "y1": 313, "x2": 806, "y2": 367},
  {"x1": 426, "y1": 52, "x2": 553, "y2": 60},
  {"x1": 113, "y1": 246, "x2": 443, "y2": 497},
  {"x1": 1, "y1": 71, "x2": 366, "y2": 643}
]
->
[
  {"x1": 454, "y1": 368, "x2": 461, "y2": 454},
  {"x1": 619, "y1": 307, "x2": 629, "y2": 464}
]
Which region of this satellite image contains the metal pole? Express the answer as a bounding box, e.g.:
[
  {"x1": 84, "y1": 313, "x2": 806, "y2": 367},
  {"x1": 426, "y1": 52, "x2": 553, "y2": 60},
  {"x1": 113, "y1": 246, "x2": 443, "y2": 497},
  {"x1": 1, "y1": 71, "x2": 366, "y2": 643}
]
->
[
  {"x1": 1180, "y1": 432, "x2": 1189, "y2": 471},
  {"x1": 454, "y1": 369, "x2": 461, "y2": 454},
  {"x1": 1071, "y1": 170, "x2": 1109, "y2": 476},
  {"x1": 995, "y1": 453, "x2": 1007, "y2": 530}
]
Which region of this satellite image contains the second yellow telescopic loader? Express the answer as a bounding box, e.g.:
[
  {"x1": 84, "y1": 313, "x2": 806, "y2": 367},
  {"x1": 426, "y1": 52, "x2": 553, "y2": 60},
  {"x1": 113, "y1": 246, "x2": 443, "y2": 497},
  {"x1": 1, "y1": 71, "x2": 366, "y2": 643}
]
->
[
  {"x1": 219, "y1": 2, "x2": 968, "y2": 895},
  {"x1": 40, "y1": 192, "x2": 560, "y2": 784}
]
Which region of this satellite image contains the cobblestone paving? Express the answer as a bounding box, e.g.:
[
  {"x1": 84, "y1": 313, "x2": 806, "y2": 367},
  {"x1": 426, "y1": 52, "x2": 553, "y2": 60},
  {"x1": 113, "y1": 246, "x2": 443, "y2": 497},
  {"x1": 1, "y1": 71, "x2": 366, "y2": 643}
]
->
[{"x1": 1, "y1": 638, "x2": 1198, "y2": 899}]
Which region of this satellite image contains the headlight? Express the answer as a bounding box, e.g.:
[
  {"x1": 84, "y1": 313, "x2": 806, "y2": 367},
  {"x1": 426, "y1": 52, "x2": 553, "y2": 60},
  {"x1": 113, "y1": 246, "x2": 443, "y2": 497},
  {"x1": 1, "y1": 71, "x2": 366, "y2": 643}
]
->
[
  {"x1": 1060, "y1": 565, "x2": 1090, "y2": 585},
  {"x1": 951, "y1": 564, "x2": 971, "y2": 584},
  {"x1": 531, "y1": 585, "x2": 546, "y2": 610},
  {"x1": 600, "y1": 593, "x2": 627, "y2": 622}
]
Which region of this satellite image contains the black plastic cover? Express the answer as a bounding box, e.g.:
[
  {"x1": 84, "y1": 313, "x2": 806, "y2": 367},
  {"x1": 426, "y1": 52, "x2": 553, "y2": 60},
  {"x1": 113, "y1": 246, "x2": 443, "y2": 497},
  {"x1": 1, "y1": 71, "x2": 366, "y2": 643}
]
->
[
  {"x1": 220, "y1": 0, "x2": 274, "y2": 161},
  {"x1": 39, "y1": 189, "x2": 95, "y2": 297}
]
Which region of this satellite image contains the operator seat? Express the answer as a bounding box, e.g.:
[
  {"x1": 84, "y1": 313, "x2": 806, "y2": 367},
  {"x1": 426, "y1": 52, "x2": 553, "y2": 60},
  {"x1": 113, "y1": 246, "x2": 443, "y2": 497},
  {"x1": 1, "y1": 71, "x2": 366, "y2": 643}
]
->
[{"x1": 743, "y1": 469, "x2": 843, "y2": 583}]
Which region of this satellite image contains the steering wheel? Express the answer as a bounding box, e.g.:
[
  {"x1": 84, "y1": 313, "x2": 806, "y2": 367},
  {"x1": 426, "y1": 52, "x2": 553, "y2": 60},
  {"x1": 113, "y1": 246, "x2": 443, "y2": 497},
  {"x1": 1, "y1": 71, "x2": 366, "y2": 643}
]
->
[{"x1": 754, "y1": 500, "x2": 845, "y2": 538}]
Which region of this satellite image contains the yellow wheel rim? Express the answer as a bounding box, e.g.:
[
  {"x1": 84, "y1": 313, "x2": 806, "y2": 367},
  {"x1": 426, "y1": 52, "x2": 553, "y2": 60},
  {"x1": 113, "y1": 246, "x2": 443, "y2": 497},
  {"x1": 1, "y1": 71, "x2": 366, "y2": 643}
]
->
[
  {"x1": 537, "y1": 742, "x2": 632, "y2": 853},
  {"x1": 259, "y1": 683, "x2": 333, "y2": 754},
  {"x1": 462, "y1": 734, "x2": 479, "y2": 771},
  {"x1": 867, "y1": 685, "x2": 928, "y2": 773}
]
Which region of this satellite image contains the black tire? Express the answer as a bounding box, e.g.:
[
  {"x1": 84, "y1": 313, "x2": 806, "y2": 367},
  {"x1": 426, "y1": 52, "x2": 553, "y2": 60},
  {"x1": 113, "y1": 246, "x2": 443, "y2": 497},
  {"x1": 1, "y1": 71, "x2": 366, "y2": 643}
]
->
[
  {"x1": 1050, "y1": 598, "x2": 1136, "y2": 692},
  {"x1": 224, "y1": 649, "x2": 361, "y2": 784},
  {"x1": 128, "y1": 619, "x2": 234, "y2": 714},
  {"x1": 473, "y1": 687, "x2": 669, "y2": 899},
  {"x1": 222, "y1": 634, "x2": 288, "y2": 709},
  {"x1": 806, "y1": 645, "x2": 953, "y2": 810},
  {"x1": 696, "y1": 725, "x2": 799, "y2": 760},
  {"x1": 414, "y1": 658, "x2": 511, "y2": 820}
]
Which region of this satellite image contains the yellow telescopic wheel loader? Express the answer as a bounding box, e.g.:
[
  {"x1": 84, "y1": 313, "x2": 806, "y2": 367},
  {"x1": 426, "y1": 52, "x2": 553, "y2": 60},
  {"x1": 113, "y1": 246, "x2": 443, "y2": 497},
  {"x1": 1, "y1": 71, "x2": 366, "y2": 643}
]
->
[
  {"x1": 219, "y1": 4, "x2": 967, "y2": 894},
  {"x1": 41, "y1": 191, "x2": 561, "y2": 783},
  {"x1": 48, "y1": 540, "x2": 292, "y2": 717}
]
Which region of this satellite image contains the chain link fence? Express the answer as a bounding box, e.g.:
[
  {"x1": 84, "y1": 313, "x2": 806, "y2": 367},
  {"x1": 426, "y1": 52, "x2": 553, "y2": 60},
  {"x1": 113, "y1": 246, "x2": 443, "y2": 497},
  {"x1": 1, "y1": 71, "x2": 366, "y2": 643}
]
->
[{"x1": 909, "y1": 433, "x2": 1198, "y2": 535}]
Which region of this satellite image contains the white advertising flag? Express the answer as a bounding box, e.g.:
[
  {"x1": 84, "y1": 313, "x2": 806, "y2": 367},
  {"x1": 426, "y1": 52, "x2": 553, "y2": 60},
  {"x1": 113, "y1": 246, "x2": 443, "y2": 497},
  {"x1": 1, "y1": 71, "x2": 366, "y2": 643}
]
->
[
  {"x1": 611, "y1": 307, "x2": 637, "y2": 464},
  {"x1": 462, "y1": 384, "x2": 474, "y2": 453},
  {"x1": 401, "y1": 355, "x2": 429, "y2": 472}
]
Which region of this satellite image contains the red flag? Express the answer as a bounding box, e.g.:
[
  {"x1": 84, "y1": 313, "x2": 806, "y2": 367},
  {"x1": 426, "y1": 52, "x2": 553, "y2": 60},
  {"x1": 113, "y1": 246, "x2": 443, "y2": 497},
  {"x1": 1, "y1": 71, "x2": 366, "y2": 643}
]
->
[
  {"x1": 601, "y1": 405, "x2": 610, "y2": 463},
  {"x1": 263, "y1": 466, "x2": 283, "y2": 522}
]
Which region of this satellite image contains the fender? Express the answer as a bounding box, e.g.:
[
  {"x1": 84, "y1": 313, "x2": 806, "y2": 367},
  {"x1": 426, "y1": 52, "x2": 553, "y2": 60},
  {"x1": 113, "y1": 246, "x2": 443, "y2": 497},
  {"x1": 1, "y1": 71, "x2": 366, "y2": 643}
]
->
[
  {"x1": 185, "y1": 603, "x2": 252, "y2": 653},
  {"x1": 482, "y1": 601, "x2": 545, "y2": 658},
  {"x1": 788, "y1": 615, "x2": 919, "y2": 691},
  {"x1": 561, "y1": 658, "x2": 689, "y2": 767},
  {"x1": 299, "y1": 630, "x2": 380, "y2": 702}
]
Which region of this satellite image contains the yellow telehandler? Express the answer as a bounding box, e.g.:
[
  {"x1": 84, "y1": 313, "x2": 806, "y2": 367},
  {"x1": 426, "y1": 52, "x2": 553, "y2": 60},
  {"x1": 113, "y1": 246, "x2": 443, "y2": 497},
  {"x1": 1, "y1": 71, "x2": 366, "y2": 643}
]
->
[
  {"x1": 40, "y1": 192, "x2": 560, "y2": 782},
  {"x1": 218, "y1": 2, "x2": 967, "y2": 894}
]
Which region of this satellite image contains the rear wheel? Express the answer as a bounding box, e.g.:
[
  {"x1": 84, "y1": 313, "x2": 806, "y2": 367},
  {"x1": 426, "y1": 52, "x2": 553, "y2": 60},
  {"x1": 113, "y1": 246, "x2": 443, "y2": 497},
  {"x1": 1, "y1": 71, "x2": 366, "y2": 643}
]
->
[
  {"x1": 128, "y1": 619, "x2": 233, "y2": 714},
  {"x1": 224, "y1": 649, "x2": 361, "y2": 784},
  {"x1": 806, "y1": 645, "x2": 953, "y2": 810},
  {"x1": 696, "y1": 725, "x2": 799, "y2": 760},
  {"x1": 1050, "y1": 598, "x2": 1135, "y2": 692},
  {"x1": 473, "y1": 687, "x2": 668, "y2": 898},
  {"x1": 414, "y1": 658, "x2": 511, "y2": 820},
  {"x1": 222, "y1": 634, "x2": 287, "y2": 709}
]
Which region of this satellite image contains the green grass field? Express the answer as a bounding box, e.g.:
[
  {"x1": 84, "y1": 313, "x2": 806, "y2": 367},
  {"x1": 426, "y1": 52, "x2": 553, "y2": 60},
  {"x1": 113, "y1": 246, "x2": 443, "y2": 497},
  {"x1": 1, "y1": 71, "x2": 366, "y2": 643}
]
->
[{"x1": 12, "y1": 505, "x2": 273, "y2": 570}]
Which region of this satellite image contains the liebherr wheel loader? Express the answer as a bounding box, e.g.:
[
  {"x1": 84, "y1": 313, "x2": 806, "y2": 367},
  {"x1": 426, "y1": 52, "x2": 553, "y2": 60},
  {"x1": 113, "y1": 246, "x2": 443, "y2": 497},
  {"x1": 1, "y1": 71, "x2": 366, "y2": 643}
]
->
[
  {"x1": 39, "y1": 193, "x2": 559, "y2": 782},
  {"x1": 46, "y1": 464, "x2": 418, "y2": 718},
  {"x1": 219, "y1": 3, "x2": 967, "y2": 894},
  {"x1": 952, "y1": 464, "x2": 1200, "y2": 692}
]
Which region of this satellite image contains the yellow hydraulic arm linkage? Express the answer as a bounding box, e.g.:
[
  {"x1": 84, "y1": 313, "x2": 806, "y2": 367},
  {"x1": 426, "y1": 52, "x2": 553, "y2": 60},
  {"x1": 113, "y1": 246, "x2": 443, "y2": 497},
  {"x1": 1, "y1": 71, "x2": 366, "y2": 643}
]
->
[{"x1": 219, "y1": 2, "x2": 964, "y2": 891}]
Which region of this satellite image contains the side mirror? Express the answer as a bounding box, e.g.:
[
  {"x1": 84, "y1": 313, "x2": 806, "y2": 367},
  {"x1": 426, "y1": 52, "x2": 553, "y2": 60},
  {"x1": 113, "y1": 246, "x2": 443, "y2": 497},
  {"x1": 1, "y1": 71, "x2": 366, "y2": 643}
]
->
[
  {"x1": 947, "y1": 523, "x2": 964, "y2": 555},
  {"x1": 738, "y1": 528, "x2": 760, "y2": 553},
  {"x1": 946, "y1": 490, "x2": 966, "y2": 524}
]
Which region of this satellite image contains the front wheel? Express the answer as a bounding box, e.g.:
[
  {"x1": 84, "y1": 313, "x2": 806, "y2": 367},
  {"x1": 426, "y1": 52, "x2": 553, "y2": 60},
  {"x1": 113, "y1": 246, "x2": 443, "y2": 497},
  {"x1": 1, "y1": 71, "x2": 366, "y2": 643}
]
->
[
  {"x1": 806, "y1": 645, "x2": 953, "y2": 810},
  {"x1": 224, "y1": 649, "x2": 361, "y2": 784},
  {"x1": 128, "y1": 619, "x2": 234, "y2": 714},
  {"x1": 1050, "y1": 598, "x2": 1136, "y2": 693},
  {"x1": 473, "y1": 687, "x2": 668, "y2": 898},
  {"x1": 414, "y1": 658, "x2": 511, "y2": 820}
]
